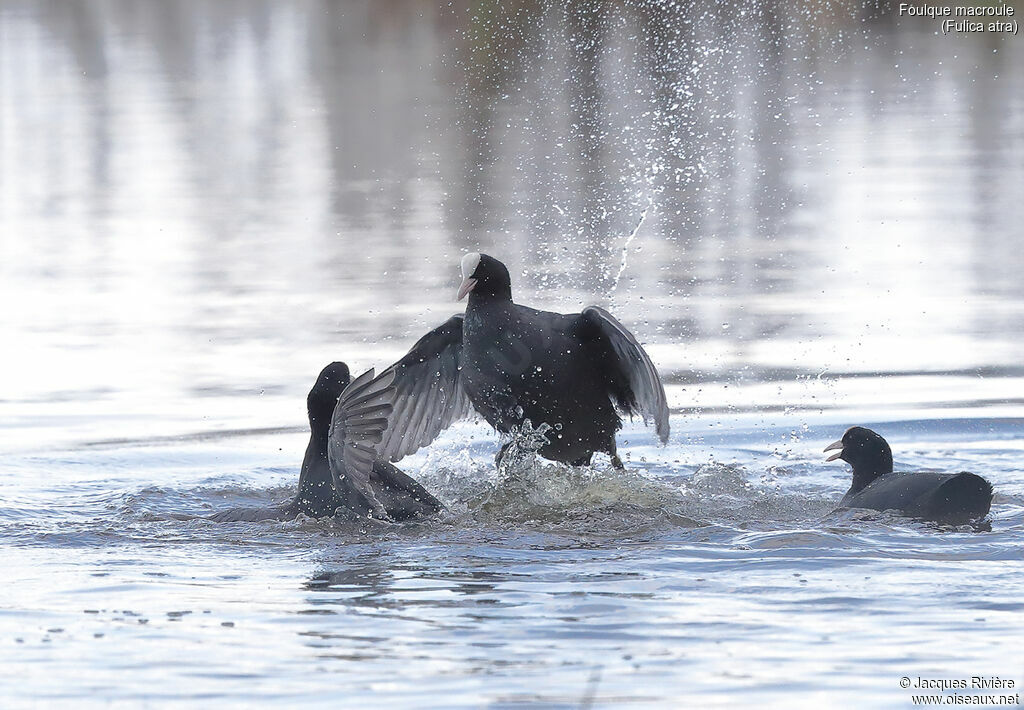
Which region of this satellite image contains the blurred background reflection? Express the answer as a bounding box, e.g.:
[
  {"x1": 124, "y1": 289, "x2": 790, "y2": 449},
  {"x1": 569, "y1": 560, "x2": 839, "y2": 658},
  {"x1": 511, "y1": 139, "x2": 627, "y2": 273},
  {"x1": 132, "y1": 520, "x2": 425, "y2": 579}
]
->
[{"x1": 1, "y1": 0, "x2": 1021, "y2": 442}]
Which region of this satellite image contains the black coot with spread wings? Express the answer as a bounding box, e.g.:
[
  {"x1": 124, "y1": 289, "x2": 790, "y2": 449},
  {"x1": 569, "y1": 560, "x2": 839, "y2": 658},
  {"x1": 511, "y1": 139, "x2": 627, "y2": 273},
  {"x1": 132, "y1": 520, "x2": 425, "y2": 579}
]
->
[
  {"x1": 210, "y1": 362, "x2": 441, "y2": 523},
  {"x1": 824, "y1": 426, "x2": 992, "y2": 525},
  {"x1": 376, "y1": 253, "x2": 670, "y2": 468}
]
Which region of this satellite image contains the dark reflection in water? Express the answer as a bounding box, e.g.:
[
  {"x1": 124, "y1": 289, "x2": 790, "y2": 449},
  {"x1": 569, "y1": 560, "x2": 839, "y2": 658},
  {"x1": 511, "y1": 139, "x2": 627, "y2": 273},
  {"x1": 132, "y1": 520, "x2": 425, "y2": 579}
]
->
[
  {"x1": 1, "y1": 0, "x2": 1022, "y2": 409},
  {"x1": 305, "y1": 559, "x2": 399, "y2": 602},
  {"x1": 305, "y1": 563, "x2": 504, "y2": 606}
]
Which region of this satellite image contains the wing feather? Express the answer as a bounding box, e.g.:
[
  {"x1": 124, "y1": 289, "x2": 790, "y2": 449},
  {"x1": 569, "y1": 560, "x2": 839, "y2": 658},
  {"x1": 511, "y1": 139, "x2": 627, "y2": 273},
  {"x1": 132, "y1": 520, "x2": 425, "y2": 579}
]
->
[
  {"x1": 376, "y1": 315, "x2": 473, "y2": 462},
  {"x1": 579, "y1": 306, "x2": 670, "y2": 443},
  {"x1": 327, "y1": 367, "x2": 397, "y2": 517}
]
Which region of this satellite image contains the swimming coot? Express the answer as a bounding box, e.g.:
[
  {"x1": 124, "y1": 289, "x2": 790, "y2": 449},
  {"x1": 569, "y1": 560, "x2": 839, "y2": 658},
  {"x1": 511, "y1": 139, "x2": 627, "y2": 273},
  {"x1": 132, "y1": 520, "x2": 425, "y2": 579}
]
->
[{"x1": 824, "y1": 426, "x2": 992, "y2": 525}]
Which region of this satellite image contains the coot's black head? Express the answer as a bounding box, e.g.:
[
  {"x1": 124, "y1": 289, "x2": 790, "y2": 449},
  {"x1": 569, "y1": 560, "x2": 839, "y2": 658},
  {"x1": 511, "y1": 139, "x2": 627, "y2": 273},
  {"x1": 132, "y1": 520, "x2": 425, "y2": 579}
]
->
[
  {"x1": 457, "y1": 252, "x2": 512, "y2": 302},
  {"x1": 307, "y1": 361, "x2": 351, "y2": 433},
  {"x1": 824, "y1": 426, "x2": 894, "y2": 489}
]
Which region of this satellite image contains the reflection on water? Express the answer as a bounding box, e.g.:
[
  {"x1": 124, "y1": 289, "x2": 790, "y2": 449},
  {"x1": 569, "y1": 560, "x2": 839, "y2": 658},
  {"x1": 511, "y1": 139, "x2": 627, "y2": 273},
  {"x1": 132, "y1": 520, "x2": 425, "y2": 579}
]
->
[
  {"x1": 1, "y1": 0, "x2": 1023, "y2": 417},
  {"x1": 1, "y1": 1, "x2": 1023, "y2": 707}
]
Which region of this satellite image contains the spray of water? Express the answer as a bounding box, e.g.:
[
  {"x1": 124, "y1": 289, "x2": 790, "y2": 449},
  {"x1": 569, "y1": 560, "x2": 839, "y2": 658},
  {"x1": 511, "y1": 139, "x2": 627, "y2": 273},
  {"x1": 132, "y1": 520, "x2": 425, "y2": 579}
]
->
[
  {"x1": 495, "y1": 419, "x2": 552, "y2": 478},
  {"x1": 610, "y1": 195, "x2": 654, "y2": 296}
]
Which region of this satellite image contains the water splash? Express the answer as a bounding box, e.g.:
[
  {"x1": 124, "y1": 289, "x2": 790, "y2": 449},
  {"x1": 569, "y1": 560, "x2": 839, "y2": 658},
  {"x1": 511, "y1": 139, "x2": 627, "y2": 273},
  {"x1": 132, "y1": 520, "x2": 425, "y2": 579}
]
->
[
  {"x1": 496, "y1": 418, "x2": 552, "y2": 475},
  {"x1": 677, "y1": 462, "x2": 835, "y2": 525},
  {"x1": 609, "y1": 195, "x2": 653, "y2": 295}
]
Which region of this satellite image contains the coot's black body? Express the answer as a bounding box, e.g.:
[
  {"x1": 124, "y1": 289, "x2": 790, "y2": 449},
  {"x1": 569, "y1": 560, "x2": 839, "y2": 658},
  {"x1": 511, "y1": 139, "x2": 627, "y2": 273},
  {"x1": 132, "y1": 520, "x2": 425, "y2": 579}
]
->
[
  {"x1": 210, "y1": 362, "x2": 441, "y2": 523},
  {"x1": 461, "y1": 300, "x2": 647, "y2": 465},
  {"x1": 376, "y1": 253, "x2": 670, "y2": 468},
  {"x1": 825, "y1": 426, "x2": 992, "y2": 525}
]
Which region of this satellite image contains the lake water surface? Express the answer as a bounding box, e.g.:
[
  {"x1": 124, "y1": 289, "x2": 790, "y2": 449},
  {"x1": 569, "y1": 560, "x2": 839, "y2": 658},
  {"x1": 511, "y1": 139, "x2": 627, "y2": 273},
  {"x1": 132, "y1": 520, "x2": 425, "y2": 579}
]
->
[{"x1": 1, "y1": 1, "x2": 1023, "y2": 707}]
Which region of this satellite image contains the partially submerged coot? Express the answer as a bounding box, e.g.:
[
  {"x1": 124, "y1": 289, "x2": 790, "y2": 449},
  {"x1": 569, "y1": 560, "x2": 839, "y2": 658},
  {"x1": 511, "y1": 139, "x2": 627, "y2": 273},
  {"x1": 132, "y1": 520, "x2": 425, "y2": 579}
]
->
[
  {"x1": 824, "y1": 426, "x2": 992, "y2": 525},
  {"x1": 210, "y1": 362, "x2": 441, "y2": 523}
]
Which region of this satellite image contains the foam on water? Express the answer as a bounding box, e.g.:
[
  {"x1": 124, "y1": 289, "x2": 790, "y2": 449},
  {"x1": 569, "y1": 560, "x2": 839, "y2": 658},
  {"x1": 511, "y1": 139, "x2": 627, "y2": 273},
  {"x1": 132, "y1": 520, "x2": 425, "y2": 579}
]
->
[{"x1": 7, "y1": 415, "x2": 1015, "y2": 548}]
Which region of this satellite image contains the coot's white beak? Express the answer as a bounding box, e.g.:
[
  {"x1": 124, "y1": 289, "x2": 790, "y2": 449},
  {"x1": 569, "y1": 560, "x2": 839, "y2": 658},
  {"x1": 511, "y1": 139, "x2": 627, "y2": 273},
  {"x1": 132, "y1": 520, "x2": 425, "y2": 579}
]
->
[
  {"x1": 823, "y1": 439, "x2": 844, "y2": 462},
  {"x1": 456, "y1": 277, "x2": 477, "y2": 301},
  {"x1": 457, "y1": 252, "x2": 481, "y2": 301}
]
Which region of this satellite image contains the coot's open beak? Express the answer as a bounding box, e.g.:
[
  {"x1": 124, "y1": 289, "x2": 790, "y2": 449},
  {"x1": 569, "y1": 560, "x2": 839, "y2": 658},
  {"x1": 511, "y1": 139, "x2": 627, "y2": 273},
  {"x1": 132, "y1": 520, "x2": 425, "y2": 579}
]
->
[
  {"x1": 456, "y1": 277, "x2": 477, "y2": 301},
  {"x1": 823, "y1": 439, "x2": 844, "y2": 462}
]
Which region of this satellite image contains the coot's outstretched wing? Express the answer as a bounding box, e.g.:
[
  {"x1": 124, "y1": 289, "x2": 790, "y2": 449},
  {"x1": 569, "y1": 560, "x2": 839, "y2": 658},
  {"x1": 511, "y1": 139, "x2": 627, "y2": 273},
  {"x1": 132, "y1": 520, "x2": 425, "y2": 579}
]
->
[
  {"x1": 577, "y1": 306, "x2": 670, "y2": 443},
  {"x1": 376, "y1": 314, "x2": 472, "y2": 462},
  {"x1": 327, "y1": 367, "x2": 396, "y2": 517}
]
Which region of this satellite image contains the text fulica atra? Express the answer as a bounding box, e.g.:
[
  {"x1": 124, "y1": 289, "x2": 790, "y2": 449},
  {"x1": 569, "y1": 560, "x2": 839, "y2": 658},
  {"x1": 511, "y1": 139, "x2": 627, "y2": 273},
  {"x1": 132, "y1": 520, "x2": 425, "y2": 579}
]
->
[
  {"x1": 210, "y1": 362, "x2": 441, "y2": 523},
  {"x1": 824, "y1": 426, "x2": 992, "y2": 525},
  {"x1": 374, "y1": 253, "x2": 669, "y2": 468}
]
